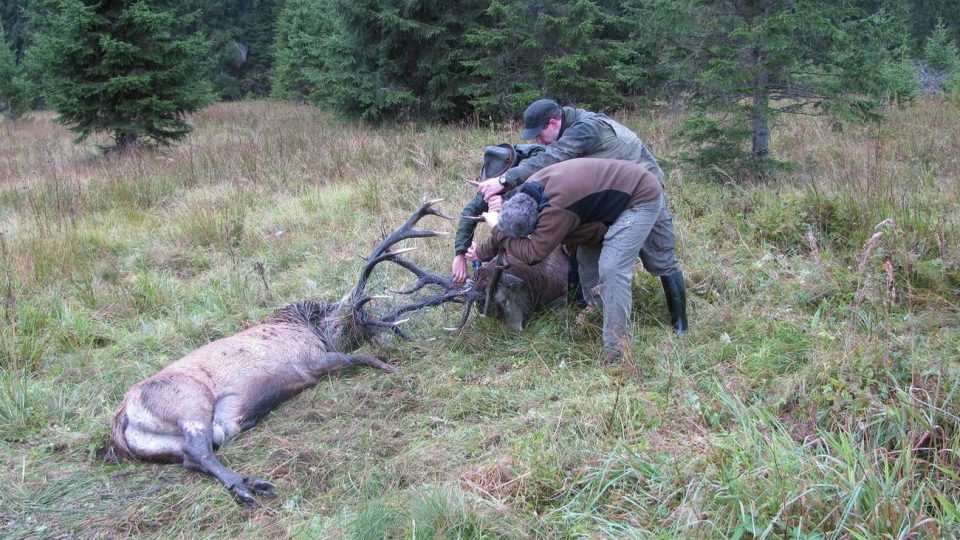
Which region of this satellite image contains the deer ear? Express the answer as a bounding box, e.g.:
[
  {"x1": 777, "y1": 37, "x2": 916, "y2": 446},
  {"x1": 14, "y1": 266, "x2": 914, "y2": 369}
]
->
[{"x1": 500, "y1": 274, "x2": 523, "y2": 288}]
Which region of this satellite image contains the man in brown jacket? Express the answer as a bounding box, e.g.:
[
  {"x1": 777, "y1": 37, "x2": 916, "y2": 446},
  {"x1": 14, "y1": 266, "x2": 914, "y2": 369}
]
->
[
  {"x1": 473, "y1": 98, "x2": 687, "y2": 338},
  {"x1": 467, "y1": 158, "x2": 684, "y2": 363}
]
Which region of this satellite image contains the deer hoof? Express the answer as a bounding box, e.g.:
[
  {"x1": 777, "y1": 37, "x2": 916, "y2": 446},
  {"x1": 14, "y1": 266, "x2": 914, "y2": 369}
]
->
[
  {"x1": 369, "y1": 357, "x2": 399, "y2": 373},
  {"x1": 231, "y1": 485, "x2": 257, "y2": 507},
  {"x1": 243, "y1": 477, "x2": 278, "y2": 498},
  {"x1": 379, "y1": 362, "x2": 399, "y2": 374}
]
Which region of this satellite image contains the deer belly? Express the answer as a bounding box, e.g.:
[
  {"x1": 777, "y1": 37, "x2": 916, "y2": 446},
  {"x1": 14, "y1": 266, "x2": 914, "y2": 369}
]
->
[{"x1": 227, "y1": 372, "x2": 318, "y2": 431}]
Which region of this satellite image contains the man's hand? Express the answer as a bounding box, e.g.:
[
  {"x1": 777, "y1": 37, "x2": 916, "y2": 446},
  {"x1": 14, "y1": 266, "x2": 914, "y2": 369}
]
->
[
  {"x1": 481, "y1": 211, "x2": 499, "y2": 228},
  {"x1": 451, "y1": 254, "x2": 468, "y2": 284},
  {"x1": 487, "y1": 194, "x2": 504, "y2": 212},
  {"x1": 478, "y1": 177, "x2": 505, "y2": 199},
  {"x1": 465, "y1": 242, "x2": 480, "y2": 262}
]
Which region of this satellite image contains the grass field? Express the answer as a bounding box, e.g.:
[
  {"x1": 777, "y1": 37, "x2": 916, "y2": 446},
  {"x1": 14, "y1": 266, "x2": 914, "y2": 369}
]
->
[{"x1": 0, "y1": 100, "x2": 958, "y2": 538}]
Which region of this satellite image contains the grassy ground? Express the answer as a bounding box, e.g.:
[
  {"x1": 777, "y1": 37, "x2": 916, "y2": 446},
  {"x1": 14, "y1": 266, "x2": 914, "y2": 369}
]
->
[{"x1": 0, "y1": 100, "x2": 957, "y2": 538}]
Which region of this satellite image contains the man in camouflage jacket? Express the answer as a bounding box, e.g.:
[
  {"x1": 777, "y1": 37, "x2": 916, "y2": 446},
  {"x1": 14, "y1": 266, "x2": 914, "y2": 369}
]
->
[{"x1": 451, "y1": 143, "x2": 544, "y2": 284}]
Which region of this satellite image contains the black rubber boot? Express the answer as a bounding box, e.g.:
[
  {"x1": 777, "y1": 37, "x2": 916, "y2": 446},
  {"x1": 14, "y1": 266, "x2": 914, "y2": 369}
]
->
[
  {"x1": 566, "y1": 249, "x2": 585, "y2": 306},
  {"x1": 660, "y1": 271, "x2": 688, "y2": 335}
]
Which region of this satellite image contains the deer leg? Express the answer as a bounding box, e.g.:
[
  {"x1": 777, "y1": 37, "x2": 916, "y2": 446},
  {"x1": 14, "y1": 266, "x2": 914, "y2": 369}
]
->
[
  {"x1": 308, "y1": 352, "x2": 398, "y2": 375},
  {"x1": 178, "y1": 418, "x2": 276, "y2": 506},
  {"x1": 347, "y1": 352, "x2": 398, "y2": 373}
]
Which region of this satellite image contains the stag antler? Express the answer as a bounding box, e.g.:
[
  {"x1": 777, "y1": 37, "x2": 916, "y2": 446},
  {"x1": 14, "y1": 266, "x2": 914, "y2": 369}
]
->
[
  {"x1": 350, "y1": 198, "x2": 450, "y2": 306},
  {"x1": 351, "y1": 198, "x2": 483, "y2": 338},
  {"x1": 482, "y1": 251, "x2": 510, "y2": 317}
]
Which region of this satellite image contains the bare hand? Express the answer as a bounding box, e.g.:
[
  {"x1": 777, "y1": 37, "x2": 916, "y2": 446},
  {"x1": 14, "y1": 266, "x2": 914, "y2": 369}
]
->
[
  {"x1": 478, "y1": 177, "x2": 505, "y2": 199},
  {"x1": 465, "y1": 243, "x2": 480, "y2": 262},
  {"x1": 481, "y1": 211, "x2": 499, "y2": 228},
  {"x1": 487, "y1": 195, "x2": 503, "y2": 212},
  {"x1": 451, "y1": 254, "x2": 468, "y2": 284}
]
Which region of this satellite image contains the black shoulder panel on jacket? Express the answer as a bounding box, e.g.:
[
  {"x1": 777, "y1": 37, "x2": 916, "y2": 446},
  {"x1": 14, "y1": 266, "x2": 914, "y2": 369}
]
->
[{"x1": 565, "y1": 190, "x2": 632, "y2": 225}]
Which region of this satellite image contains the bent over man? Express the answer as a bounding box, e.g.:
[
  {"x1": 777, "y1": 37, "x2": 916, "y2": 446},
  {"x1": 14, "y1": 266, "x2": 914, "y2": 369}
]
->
[
  {"x1": 472, "y1": 98, "x2": 684, "y2": 332},
  {"x1": 467, "y1": 158, "x2": 687, "y2": 364}
]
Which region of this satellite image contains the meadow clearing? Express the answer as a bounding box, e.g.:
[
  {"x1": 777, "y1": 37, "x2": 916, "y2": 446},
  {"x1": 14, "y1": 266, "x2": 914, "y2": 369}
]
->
[{"x1": 0, "y1": 99, "x2": 958, "y2": 538}]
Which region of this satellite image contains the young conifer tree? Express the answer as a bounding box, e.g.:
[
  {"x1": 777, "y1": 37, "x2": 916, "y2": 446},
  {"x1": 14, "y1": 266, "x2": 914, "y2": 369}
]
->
[
  {"x1": 29, "y1": 0, "x2": 213, "y2": 150},
  {"x1": 271, "y1": 0, "x2": 335, "y2": 102},
  {"x1": 632, "y1": 0, "x2": 917, "y2": 176},
  {"x1": 922, "y1": 19, "x2": 960, "y2": 94},
  {"x1": 464, "y1": 0, "x2": 629, "y2": 117},
  {"x1": 309, "y1": 0, "x2": 484, "y2": 123},
  {"x1": 0, "y1": 22, "x2": 18, "y2": 117}
]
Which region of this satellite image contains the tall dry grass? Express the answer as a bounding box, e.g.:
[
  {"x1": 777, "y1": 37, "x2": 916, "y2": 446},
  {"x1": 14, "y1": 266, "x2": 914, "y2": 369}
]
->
[{"x1": 0, "y1": 99, "x2": 957, "y2": 538}]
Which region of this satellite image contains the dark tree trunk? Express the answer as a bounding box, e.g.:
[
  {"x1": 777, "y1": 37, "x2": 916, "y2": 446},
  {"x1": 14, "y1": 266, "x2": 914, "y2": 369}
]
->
[
  {"x1": 750, "y1": 51, "x2": 771, "y2": 161},
  {"x1": 114, "y1": 132, "x2": 140, "y2": 153}
]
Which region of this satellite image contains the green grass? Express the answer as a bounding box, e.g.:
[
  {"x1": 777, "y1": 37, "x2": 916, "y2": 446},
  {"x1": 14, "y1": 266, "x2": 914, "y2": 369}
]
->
[{"x1": 0, "y1": 100, "x2": 958, "y2": 538}]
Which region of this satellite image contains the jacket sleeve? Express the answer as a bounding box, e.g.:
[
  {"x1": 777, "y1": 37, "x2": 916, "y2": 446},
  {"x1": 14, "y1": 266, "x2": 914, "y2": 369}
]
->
[
  {"x1": 502, "y1": 208, "x2": 579, "y2": 265},
  {"x1": 453, "y1": 193, "x2": 488, "y2": 255},
  {"x1": 503, "y1": 120, "x2": 601, "y2": 187},
  {"x1": 474, "y1": 229, "x2": 504, "y2": 262}
]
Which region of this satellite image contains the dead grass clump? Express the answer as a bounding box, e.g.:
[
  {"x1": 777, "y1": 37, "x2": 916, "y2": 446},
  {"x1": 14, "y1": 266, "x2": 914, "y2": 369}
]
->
[{"x1": 458, "y1": 458, "x2": 528, "y2": 506}]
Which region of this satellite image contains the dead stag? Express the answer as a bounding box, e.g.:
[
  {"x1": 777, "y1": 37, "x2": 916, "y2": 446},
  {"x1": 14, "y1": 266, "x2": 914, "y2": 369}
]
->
[{"x1": 106, "y1": 199, "x2": 476, "y2": 505}]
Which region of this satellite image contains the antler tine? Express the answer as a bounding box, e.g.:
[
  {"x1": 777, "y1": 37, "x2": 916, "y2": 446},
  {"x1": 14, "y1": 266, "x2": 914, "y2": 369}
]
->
[
  {"x1": 362, "y1": 316, "x2": 413, "y2": 340},
  {"x1": 351, "y1": 199, "x2": 484, "y2": 335},
  {"x1": 368, "y1": 248, "x2": 484, "y2": 330},
  {"x1": 464, "y1": 179, "x2": 482, "y2": 187},
  {"x1": 354, "y1": 294, "x2": 392, "y2": 309},
  {"x1": 352, "y1": 198, "x2": 451, "y2": 304},
  {"x1": 422, "y1": 197, "x2": 453, "y2": 221},
  {"x1": 442, "y1": 298, "x2": 475, "y2": 332},
  {"x1": 380, "y1": 289, "x2": 477, "y2": 328},
  {"x1": 363, "y1": 318, "x2": 410, "y2": 328},
  {"x1": 390, "y1": 278, "x2": 430, "y2": 296},
  {"x1": 390, "y1": 256, "x2": 460, "y2": 290}
]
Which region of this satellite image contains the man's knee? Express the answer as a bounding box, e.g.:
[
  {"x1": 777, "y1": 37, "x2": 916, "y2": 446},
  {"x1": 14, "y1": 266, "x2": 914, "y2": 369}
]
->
[
  {"x1": 639, "y1": 222, "x2": 680, "y2": 276},
  {"x1": 640, "y1": 253, "x2": 680, "y2": 276},
  {"x1": 598, "y1": 255, "x2": 634, "y2": 288}
]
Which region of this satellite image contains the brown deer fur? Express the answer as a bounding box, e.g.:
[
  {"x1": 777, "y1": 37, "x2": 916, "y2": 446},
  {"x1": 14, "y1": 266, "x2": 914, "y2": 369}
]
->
[
  {"x1": 473, "y1": 247, "x2": 571, "y2": 331},
  {"x1": 106, "y1": 200, "x2": 469, "y2": 506}
]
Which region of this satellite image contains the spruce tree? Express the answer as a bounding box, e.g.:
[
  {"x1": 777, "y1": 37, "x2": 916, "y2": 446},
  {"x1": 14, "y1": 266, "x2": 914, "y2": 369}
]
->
[
  {"x1": 632, "y1": 0, "x2": 917, "y2": 176},
  {"x1": 187, "y1": 0, "x2": 281, "y2": 100},
  {"x1": 29, "y1": 0, "x2": 213, "y2": 150},
  {"x1": 923, "y1": 18, "x2": 960, "y2": 73},
  {"x1": 1, "y1": 0, "x2": 30, "y2": 62},
  {"x1": 311, "y1": 0, "x2": 485, "y2": 123},
  {"x1": 922, "y1": 18, "x2": 960, "y2": 94},
  {"x1": 905, "y1": 0, "x2": 960, "y2": 49},
  {"x1": 0, "y1": 21, "x2": 31, "y2": 118},
  {"x1": 464, "y1": 0, "x2": 630, "y2": 117},
  {"x1": 270, "y1": 0, "x2": 335, "y2": 102},
  {"x1": 0, "y1": 22, "x2": 18, "y2": 117}
]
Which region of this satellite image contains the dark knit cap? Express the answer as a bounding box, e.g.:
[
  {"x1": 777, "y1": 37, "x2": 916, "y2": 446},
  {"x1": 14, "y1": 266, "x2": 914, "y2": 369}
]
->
[
  {"x1": 497, "y1": 192, "x2": 539, "y2": 238},
  {"x1": 521, "y1": 99, "x2": 561, "y2": 139}
]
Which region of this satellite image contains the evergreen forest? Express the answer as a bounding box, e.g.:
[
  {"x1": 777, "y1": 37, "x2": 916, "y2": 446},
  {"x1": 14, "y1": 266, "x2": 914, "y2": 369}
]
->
[{"x1": 3, "y1": 0, "x2": 960, "y2": 162}]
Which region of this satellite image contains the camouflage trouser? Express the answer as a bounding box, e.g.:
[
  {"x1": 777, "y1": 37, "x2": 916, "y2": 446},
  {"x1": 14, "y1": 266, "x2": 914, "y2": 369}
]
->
[{"x1": 577, "y1": 194, "x2": 680, "y2": 356}]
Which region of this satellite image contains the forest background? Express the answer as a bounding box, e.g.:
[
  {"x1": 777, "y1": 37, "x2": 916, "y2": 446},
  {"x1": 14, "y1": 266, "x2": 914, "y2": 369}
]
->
[{"x1": 3, "y1": 0, "x2": 960, "y2": 167}]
